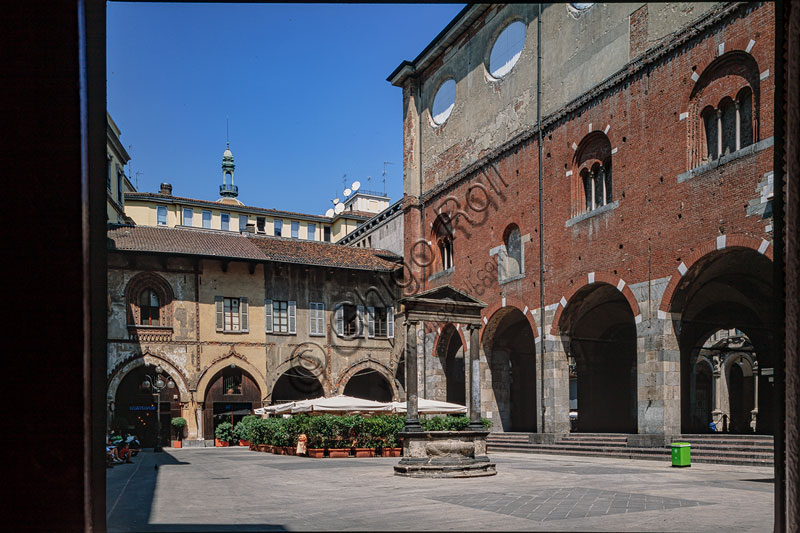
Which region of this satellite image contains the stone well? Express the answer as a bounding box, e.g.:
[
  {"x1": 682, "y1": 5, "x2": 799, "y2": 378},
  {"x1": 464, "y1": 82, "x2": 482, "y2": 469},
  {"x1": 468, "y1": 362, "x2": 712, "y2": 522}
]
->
[{"x1": 393, "y1": 430, "x2": 496, "y2": 478}]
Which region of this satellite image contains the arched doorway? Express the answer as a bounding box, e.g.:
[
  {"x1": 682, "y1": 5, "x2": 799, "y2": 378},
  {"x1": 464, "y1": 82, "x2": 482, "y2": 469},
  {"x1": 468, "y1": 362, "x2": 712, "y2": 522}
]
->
[
  {"x1": 271, "y1": 366, "x2": 324, "y2": 404},
  {"x1": 559, "y1": 283, "x2": 638, "y2": 433},
  {"x1": 482, "y1": 307, "x2": 537, "y2": 432},
  {"x1": 670, "y1": 248, "x2": 773, "y2": 434},
  {"x1": 343, "y1": 369, "x2": 393, "y2": 402},
  {"x1": 203, "y1": 366, "x2": 261, "y2": 440},
  {"x1": 437, "y1": 324, "x2": 465, "y2": 406},
  {"x1": 114, "y1": 364, "x2": 181, "y2": 448}
]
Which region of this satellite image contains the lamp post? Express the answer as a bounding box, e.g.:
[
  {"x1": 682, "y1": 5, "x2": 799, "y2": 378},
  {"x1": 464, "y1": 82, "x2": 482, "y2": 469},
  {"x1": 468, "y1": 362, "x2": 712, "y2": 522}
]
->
[{"x1": 142, "y1": 365, "x2": 175, "y2": 452}]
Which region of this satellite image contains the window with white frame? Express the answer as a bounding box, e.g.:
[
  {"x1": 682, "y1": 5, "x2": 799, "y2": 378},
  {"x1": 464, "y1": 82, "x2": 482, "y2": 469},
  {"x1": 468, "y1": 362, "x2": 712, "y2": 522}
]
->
[
  {"x1": 157, "y1": 206, "x2": 167, "y2": 226},
  {"x1": 202, "y1": 210, "x2": 212, "y2": 228},
  {"x1": 335, "y1": 304, "x2": 363, "y2": 337},
  {"x1": 256, "y1": 216, "x2": 265, "y2": 233},
  {"x1": 291, "y1": 221, "x2": 299, "y2": 239},
  {"x1": 324, "y1": 226, "x2": 331, "y2": 242},
  {"x1": 308, "y1": 223, "x2": 316, "y2": 241},
  {"x1": 221, "y1": 213, "x2": 230, "y2": 231},
  {"x1": 309, "y1": 302, "x2": 325, "y2": 336},
  {"x1": 239, "y1": 214, "x2": 248, "y2": 232},
  {"x1": 274, "y1": 219, "x2": 283, "y2": 237},
  {"x1": 265, "y1": 299, "x2": 296, "y2": 334},
  {"x1": 215, "y1": 296, "x2": 249, "y2": 333},
  {"x1": 367, "y1": 306, "x2": 394, "y2": 338},
  {"x1": 183, "y1": 208, "x2": 193, "y2": 227}
]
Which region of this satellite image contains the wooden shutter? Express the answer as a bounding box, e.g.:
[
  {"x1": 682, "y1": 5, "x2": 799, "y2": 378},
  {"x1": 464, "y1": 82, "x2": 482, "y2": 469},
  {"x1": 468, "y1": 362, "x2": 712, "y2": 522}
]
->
[
  {"x1": 288, "y1": 300, "x2": 296, "y2": 334},
  {"x1": 387, "y1": 306, "x2": 394, "y2": 339},
  {"x1": 357, "y1": 305, "x2": 365, "y2": 338},
  {"x1": 309, "y1": 303, "x2": 316, "y2": 335},
  {"x1": 215, "y1": 296, "x2": 224, "y2": 332},
  {"x1": 335, "y1": 305, "x2": 344, "y2": 336},
  {"x1": 265, "y1": 299, "x2": 273, "y2": 333},
  {"x1": 367, "y1": 306, "x2": 375, "y2": 338},
  {"x1": 240, "y1": 297, "x2": 249, "y2": 332},
  {"x1": 318, "y1": 303, "x2": 325, "y2": 336}
]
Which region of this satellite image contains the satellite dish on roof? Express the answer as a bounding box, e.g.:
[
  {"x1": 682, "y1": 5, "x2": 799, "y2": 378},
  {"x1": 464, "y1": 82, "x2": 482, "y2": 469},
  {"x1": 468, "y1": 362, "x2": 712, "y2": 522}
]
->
[
  {"x1": 332, "y1": 198, "x2": 340, "y2": 205},
  {"x1": 343, "y1": 188, "x2": 352, "y2": 197},
  {"x1": 325, "y1": 208, "x2": 335, "y2": 218},
  {"x1": 351, "y1": 181, "x2": 361, "y2": 192},
  {"x1": 334, "y1": 203, "x2": 345, "y2": 215}
]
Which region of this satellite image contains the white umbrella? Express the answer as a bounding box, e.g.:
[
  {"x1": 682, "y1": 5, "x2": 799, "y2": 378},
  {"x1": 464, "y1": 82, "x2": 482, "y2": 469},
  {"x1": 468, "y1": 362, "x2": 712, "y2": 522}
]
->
[
  {"x1": 391, "y1": 398, "x2": 467, "y2": 415},
  {"x1": 289, "y1": 395, "x2": 393, "y2": 414}
]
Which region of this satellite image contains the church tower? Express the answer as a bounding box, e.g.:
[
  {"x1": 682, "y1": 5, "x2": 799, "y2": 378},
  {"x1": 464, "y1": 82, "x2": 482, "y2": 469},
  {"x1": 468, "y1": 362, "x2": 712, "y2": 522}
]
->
[{"x1": 218, "y1": 142, "x2": 243, "y2": 205}]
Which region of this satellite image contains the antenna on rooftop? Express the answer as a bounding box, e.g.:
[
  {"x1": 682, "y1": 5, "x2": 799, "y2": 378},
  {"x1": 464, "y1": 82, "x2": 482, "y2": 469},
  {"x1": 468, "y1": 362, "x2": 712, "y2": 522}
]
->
[
  {"x1": 383, "y1": 161, "x2": 394, "y2": 195},
  {"x1": 226, "y1": 117, "x2": 230, "y2": 145}
]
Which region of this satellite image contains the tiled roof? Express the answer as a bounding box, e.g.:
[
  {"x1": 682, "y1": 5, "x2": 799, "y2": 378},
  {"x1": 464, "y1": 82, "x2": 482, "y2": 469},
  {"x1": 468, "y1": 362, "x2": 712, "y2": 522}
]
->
[
  {"x1": 108, "y1": 225, "x2": 401, "y2": 272},
  {"x1": 249, "y1": 234, "x2": 401, "y2": 271},
  {"x1": 108, "y1": 225, "x2": 265, "y2": 260}
]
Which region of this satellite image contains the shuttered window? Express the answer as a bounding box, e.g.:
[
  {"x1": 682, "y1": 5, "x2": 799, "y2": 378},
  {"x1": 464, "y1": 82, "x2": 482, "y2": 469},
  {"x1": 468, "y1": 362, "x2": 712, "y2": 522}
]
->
[
  {"x1": 309, "y1": 302, "x2": 325, "y2": 336},
  {"x1": 268, "y1": 300, "x2": 296, "y2": 334},
  {"x1": 367, "y1": 306, "x2": 391, "y2": 338},
  {"x1": 387, "y1": 306, "x2": 394, "y2": 338},
  {"x1": 216, "y1": 296, "x2": 248, "y2": 332},
  {"x1": 265, "y1": 299, "x2": 273, "y2": 332},
  {"x1": 337, "y1": 304, "x2": 361, "y2": 337}
]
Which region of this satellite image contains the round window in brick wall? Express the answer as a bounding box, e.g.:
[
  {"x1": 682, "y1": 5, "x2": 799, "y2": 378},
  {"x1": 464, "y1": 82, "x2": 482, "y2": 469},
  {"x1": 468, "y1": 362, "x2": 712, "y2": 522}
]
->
[
  {"x1": 431, "y1": 79, "x2": 456, "y2": 125},
  {"x1": 489, "y1": 21, "x2": 526, "y2": 79}
]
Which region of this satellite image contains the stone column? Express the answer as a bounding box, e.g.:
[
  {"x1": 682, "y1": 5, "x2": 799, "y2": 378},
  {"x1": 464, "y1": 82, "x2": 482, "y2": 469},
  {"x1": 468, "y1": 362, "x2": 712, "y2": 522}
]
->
[
  {"x1": 636, "y1": 313, "x2": 681, "y2": 438},
  {"x1": 196, "y1": 401, "x2": 204, "y2": 441},
  {"x1": 711, "y1": 356, "x2": 722, "y2": 426},
  {"x1": 751, "y1": 360, "x2": 759, "y2": 432},
  {"x1": 735, "y1": 100, "x2": 741, "y2": 151},
  {"x1": 716, "y1": 108, "x2": 723, "y2": 157},
  {"x1": 404, "y1": 319, "x2": 422, "y2": 431},
  {"x1": 468, "y1": 324, "x2": 483, "y2": 429}
]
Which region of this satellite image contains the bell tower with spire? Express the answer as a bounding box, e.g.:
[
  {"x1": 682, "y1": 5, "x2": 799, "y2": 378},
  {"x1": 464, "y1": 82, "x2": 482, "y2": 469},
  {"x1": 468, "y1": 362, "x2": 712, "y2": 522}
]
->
[{"x1": 218, "y1": 120, "x2": 242, "y2": 205}]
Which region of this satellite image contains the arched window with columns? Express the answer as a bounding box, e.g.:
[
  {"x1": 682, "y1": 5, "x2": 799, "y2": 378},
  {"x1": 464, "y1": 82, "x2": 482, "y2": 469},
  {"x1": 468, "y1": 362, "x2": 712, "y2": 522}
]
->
[{"x1": 572, "y1": 131, "x2": 613, "y2": 216}]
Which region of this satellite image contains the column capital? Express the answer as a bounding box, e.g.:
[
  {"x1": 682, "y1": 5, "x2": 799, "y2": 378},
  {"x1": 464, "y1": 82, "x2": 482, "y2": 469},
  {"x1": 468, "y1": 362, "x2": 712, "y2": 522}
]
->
[
  {"x1": 466, "y1": 322, "x2": 482, "y2": 332},
  {"x1": 403, "y1": 318, "x2": 419, "y2": 328}
]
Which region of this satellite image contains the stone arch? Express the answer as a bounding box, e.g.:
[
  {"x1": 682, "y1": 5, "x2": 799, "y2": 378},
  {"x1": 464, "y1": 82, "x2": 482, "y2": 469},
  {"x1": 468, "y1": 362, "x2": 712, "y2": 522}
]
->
[
  {"x1": 481, "y1": 305, "x2": 538, "y2": 431},
  {"x1": 434, "y1": 323, "x2": 468, "y2": 405},
  {"x1": 556, "y1": 280, "x2": 638, "y2": 433},
  {"x1": 665, "y1": 242, "x2": 774, "y2": 434},
  {"x1": 269, "y1": 357, "x2": 330, "y2": 402},
  {"x1": 480, "y1": 296, "x2": 539, "y2": 344},
  {"x1": 195, "y1": 350, "x2": 268, "y2": 404},
  {"x1": 107, "y1": 350, "x2": 190, "y2": 405},
  {"x1": 550, "y1": 272, "x2": 641, "y2": 337},
  {"x1": 659, "y1": 234, "x2": 772, "y2": 315},
  {"x1": 334, "y1": 358, "x2": 401, "y2": 401}
]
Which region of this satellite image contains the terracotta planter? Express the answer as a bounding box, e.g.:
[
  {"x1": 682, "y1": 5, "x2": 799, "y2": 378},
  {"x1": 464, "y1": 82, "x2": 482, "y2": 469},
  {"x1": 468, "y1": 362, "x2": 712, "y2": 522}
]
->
[
  {"x1": 215, "y1": 439, "x2": 229, "y2": 447},
  {"x1": 172, "y1": 440, "x2": 182, "y2": 448},
  {"x1": 328, "y1": 448, "x2": 349, "y2": 458},
  {"x1": 284, "y1": 446, "x2": 296, "y2": 456},
  {"x1": 249, "y1": 443, "x2": 256, "y2": 451},
  {"x1": 382, "y1": 447, "x2": 402, "y2": 457},
  {"x1": 354, "y1": 447, "x2": 374, "y2": 458},
  {"x1": 257, "y1": 444, "x2": 266, "y2": 452},
  {"x1": 274, "y1": 446, "x2": 285, "y2": 455},
  {"x1": 307, "y1": 448, "x2": 325, "y2": 458},
  {"x1": 239, "y1": 440, "x2": 250, "y2": 447}
]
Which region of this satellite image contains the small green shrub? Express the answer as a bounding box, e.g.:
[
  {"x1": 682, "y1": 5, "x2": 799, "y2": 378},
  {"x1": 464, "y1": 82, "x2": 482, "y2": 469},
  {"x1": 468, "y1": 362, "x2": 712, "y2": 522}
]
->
[
  {"x1": 215, "y1": 421, "x2": 234, "y2": 443},
  {"x1": 309, "y1": 414, "x2": 336, "y2": 448},
  {"x1": 420, "y1": 415, "x2": 471, "y2": 431},
  {"x1": 234, "y1": 415, "x2": 259, "y2": 442},
  {"x1": 171, "y1": 417, "x2": 187, "y2": 441},
  {"x1": 481, "y1": 417, "x2": 493, "y2": 430}
]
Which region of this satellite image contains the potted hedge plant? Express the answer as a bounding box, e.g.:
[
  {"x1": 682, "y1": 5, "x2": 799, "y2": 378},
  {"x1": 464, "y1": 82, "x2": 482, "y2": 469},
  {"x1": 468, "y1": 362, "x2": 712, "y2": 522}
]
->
[
  {"x1": 170, "y1": 417, "x2": 187, "y2": 448},
  {"x1": 382, "y1": 415, "x2": 405, "y2": 457},
  {"x1": 214, "y1": 421, "x2": 233, "y2": 447},
  {"x1": 234, "y1": 416, "x2": 256, "y2": 447},
  {"x1": 327, "y1": 415, "x2": 354, "y2": 458},
  {"x1": 309, "y1": 414, "x2": 335, "y2": 458}
]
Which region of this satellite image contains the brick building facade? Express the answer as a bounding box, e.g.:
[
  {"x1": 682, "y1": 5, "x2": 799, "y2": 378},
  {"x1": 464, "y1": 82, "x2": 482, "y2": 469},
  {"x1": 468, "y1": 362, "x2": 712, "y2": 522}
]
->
[{"x1": 390, "y1": 2, "x2": 775, "y2": 439}]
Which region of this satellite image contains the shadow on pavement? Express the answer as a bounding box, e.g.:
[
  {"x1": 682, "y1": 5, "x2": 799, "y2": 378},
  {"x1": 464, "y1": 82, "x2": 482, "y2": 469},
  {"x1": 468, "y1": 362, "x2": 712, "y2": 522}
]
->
[{"x1": 107, "y1": 450, "x2": 287, "y2": 532}]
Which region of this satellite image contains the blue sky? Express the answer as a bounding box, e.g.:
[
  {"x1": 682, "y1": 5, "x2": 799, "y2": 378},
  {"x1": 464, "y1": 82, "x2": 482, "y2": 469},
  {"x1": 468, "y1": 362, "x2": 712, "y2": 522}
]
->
[{"x1": 107, "y1": 3, "x2": 465, "y2": 215}]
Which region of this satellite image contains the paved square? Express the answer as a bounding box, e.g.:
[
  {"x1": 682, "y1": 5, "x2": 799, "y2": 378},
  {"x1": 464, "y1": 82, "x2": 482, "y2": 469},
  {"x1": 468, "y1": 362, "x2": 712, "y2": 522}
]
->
[{"x1": 107, "y1": 448, "x2": 773, "y2": 531}]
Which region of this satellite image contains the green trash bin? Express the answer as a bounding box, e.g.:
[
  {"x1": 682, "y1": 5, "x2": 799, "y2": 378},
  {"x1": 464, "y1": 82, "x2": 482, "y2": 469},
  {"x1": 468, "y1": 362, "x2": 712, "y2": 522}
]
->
[{"x1": 671, "y1": 442, "x2": 691, "y2": 467}]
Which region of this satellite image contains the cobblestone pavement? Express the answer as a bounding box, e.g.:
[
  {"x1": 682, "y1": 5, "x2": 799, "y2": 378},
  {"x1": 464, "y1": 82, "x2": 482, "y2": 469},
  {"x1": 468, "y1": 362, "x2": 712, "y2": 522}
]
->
[{"x1": 107, "y1": 448, "x2": 773, "y2": 531}]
